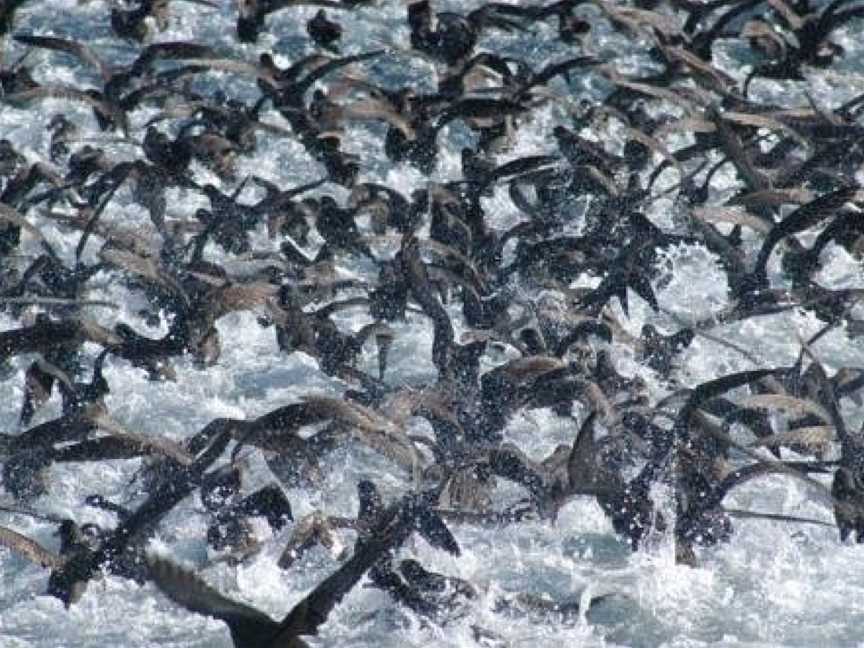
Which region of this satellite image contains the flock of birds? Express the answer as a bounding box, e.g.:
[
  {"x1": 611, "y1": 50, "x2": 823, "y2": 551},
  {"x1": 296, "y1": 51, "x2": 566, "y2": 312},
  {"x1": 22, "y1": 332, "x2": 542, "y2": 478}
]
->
[{"x1": 0, "y1": 0, "x2": 864, "y2": 645}]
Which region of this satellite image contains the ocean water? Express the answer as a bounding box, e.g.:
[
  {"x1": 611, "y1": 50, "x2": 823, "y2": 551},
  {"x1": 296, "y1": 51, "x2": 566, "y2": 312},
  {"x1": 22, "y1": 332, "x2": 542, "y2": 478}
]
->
[{"x1": 1, "y1": 1, "x2": 864, "y2": 646}]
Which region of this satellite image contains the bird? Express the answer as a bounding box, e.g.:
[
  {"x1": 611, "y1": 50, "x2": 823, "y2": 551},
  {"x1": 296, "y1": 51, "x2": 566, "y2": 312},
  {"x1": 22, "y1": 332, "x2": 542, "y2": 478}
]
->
[
  {"x1": 149, "y1": 485, "x2": 457, "y2": 647},
  {"x1": 307, "y1": 10, "x2": 342, "y2": 53}
]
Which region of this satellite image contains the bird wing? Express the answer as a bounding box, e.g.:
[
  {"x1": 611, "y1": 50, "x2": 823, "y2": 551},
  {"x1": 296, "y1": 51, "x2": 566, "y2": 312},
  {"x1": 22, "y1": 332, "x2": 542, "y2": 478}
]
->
[
  {"x1": 567, "y1": 411, "x2": 604, "y2": 493},
  {"x1": 176, "y1": 57, "x2": 265, "y2": 79},
  {"x1": 14, "y1": 34, "x2": 109, "y2": 81},
  {"x1": 0, "y1": 525, "x2": 65, "y2": 569},
  {"x1": 3, "y1": 85, "x2": 117, "y2": 120},
  {"x1": 275, "y1": 504, "x2": 404, "y2": 639},
  {"x1": 131, "y1": 41, "x2": 217, "y2": 76},
  {"x1": 88, "y1": 409, "x2": 195, "y2": 466},
  {"x1": 0, "y1": 203, "x2": 45, "y2": 242},
  {"x1": 148, "y1": 556, "x2": 281, "y2": 646},
  {"x1": 488, "y1": 444, "x2": 548, "y2": 503}
]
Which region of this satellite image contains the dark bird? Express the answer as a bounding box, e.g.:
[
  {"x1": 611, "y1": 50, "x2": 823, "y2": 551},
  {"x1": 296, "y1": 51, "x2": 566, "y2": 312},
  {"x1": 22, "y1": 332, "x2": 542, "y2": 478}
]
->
[
  {"x1": 237, "y1": 0, "x2": 348, "y2": 43},
  {"x1": 110, "y1": 0, "x2": 218, "y2": 42},
  {"x1": 307, "y1": 10, "x2": 342, "y2": 52},
  {"x1": 407, "y1": 1, "x2": 531, "y2": 66},
  {"x1": 9, "y1": 35, "x2": 217, "y2": 132},
  {"x1": 149, "y1": 486, "x2": 456, "y2": 647},
  {"x1": 0, "y1": 517, "x2": 102, "y2": 606}
]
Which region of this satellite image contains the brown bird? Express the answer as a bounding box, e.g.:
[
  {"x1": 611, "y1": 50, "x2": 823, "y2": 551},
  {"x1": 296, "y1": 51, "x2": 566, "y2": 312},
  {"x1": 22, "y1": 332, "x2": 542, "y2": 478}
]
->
[{"x1": 0, "y1": 519, "x2": 101, "y2": 606}]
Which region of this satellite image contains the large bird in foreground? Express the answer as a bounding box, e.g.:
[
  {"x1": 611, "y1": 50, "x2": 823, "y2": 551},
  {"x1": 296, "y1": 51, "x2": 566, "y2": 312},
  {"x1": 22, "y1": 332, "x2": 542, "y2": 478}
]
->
[{"x1": 149, "y1": 487, "x2": 459, "y2": 647}]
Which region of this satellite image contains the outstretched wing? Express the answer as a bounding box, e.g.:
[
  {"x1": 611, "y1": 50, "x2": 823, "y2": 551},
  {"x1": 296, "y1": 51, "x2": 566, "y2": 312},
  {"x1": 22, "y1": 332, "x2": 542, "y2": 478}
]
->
[
  {"x1": 0, "y1": 525, "x2": 64, "y2": 569},
  {"x1": 276, "y1": 496, "x2": 421, "y2": 640},
  {"x1": 148, "y1": 556, "x2": 281, "y2": 647},
  {"x1": 275, "y1": 523, "x2": 393, "y2": 639},
  {"x1": 14, "y1": 34, "x2": 109, "y2": 81}
]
